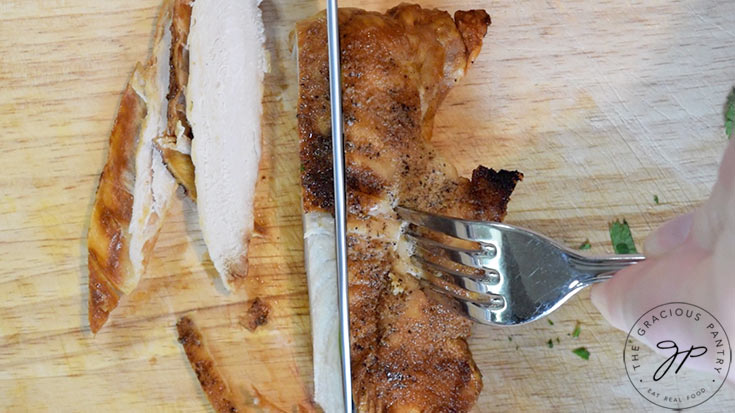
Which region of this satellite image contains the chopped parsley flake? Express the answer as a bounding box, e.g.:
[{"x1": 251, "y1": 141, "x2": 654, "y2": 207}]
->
[
  {"x1": 578, "y1": 239, "x2": 591, "y2": 250},
  {"x1": 572, "y1": 322, "x2": 581, "y2": 338},
  {"x1": 609, "y1": 219, "x2": 637, "y2": 254},
  {"x1": 653, "y1": 194, "x2": 659, "y2": 205},
  {"x1": 547, "y1": 319, "x2": 554, "y2": 326},
  {"x1": 573, "y1": 347, "x2": 590, "y2": 360},
  {"x1": 547, "y1": 339, "x2": 554, "y2": 348},
  {"x1": 508, "y1": 336, "x2": 512, "y2": 342},
  {"x1": 556, "y1": 337, "x2": 560, "y2": 344}
]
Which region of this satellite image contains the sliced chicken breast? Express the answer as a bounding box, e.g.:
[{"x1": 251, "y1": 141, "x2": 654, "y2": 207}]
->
[
  {"x1": 88, "y1": 2, "x2": 176, "y2": 333},
  {"x1": 129, "y1": 0, "x2": 178, "y2": 285},
  {"x1": 302, "y1": 212, "x2": 342, "y2": 412},
  {"x1": 188, "y1": 0, "x2": 267, "y2": 290},
  {"x1": 87, "y1": 67, "x2": 147, "y2": 334},
  {"x1": 155, "y1": 0, "x2": 197, "y2": 200}
]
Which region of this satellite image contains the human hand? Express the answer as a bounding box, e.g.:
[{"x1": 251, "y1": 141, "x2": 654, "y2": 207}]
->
[{"x1": 591, "y1": 138, "x2": 735, "y2": 382}]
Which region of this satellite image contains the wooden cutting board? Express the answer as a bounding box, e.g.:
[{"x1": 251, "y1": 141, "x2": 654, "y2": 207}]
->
[{"x1": 1, "y1": 0, "x2": 733, "y2": 411}]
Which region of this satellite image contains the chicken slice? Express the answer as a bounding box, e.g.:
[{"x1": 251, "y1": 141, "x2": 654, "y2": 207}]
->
[
  {"x1": 88, "y1": 2, "x2": 176, "y2": 333},
  {"x1": 176, "y1": 316, "x2": 243, "y2": 412},
  {"x1": 155, "y1": 0, "x2": 198, "y2": 200},
  {"x1": 187, "y1": 0, "x2": 267, "y2": 290},
  {"x1": 87, "y1": 68, "x2": 147, "y2": 333},
  {"x1": 129, "y1": 0, "x2": 178, "y2": 286}
]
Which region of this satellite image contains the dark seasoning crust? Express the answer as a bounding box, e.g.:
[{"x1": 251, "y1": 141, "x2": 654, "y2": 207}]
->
[
  {"x1": 176, "y1": 317, "x2": 241, "y2": 413},
  {"x1": 298, "y1": 4, "x2": 521, "y2": 411},
  {"x1": 299, "y1": 7, "x2": 520, "y2": 219},
  {"x1": 239, "y1": 297, "x2": 271, "y2": 332}
]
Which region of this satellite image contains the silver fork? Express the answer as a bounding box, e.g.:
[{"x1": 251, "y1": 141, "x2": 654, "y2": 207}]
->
[{"x1": 396, "y1": 207, "x2": 646, "y2": 326}]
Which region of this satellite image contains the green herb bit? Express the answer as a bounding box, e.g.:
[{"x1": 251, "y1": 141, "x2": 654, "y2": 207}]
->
[
  {"x1": 572, "y1": 347, "x2": 590, "y2": 360},
  {"x1": 547, "y1": 339, "x2": 554, "y2": 348},
  {"x1": 572, "y1": 322, "x2": 581, "y2": 338},
  {"x1": 578, "y1": 239, "x2": 591, "y2": 250},
  {"x1": 609, "y1": 219, "x2": 637, "y2": 254},
  {"x1": 726, "y1": 87, "x2": 735, "y2": 138},
  {"x1": 556, "y1": 337, "x2": 560, "y2": 344},
  {"x1": 653, "y1": 194, "x2": 659, "y2": 205},
  {"x1": 508, "y1": 336, "x2": 512, "y2": 342},
  {"x1": 547, "y1": 319, "x2": 554, "y2": 326}
]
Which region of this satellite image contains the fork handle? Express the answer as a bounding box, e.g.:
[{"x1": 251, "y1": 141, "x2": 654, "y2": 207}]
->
[{"x1": 569, "y1": 254, "x2": 646, "y2": 283}]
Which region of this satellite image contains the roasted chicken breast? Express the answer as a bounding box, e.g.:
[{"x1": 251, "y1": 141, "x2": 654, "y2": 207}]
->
[
  {"x1": 188, "y1": 0, "x2": 267, "y2": 290},
  {"x1": 298, "y1": 5, "x2": 521, "y2": 411},
  {"x1": 87, "y1": 68, "x2": 147, "y2": 334},
  {"x1": 88, "y1": 0, "x2": 267, "y2": 332},
  {"x1": 88, "y1": 1, "x2": 176, "y2": 333},
  {"x1": 129, "y1": 0, "x2": 178, "y2": 291}
]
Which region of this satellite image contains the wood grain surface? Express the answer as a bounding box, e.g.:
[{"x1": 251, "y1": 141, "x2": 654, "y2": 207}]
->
[{"x1": 1, "y1": 0, "x2": 734, "y2": 411}]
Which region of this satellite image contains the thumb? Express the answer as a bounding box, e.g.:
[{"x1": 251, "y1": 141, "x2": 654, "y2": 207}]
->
[
  {"x1": 590, "y1": 260, "x2": 652, "y2": 332},
  {"x1": 591, "y1": 212, "x2": 693, "y2": 327},
  {"x1": 642, "y1": 212, "x2": 694, "y2": 258}
]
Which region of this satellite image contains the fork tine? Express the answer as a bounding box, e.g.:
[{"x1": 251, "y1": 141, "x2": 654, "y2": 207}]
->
[
  {"x1": 410, "y1": 255, "x2": 497, "y2": 282},
  {"x1": 405, "y1": 232, "x2": 498, "y2": 271},
  {"x1": 411, "y1": 255, "x2": 501, "y2": 296},
  {"x1": 397, "y1": 206, "x2": 502, "y2": 243},
  {"x1": 461, "y1": 301, "x2": 511, "y2": 326},
  {"x1": 415, "y1": 270, "x2": 505, "y2": 307},
  {"x1": 413, "y1": 271, "x2": 507, "y2": 325}
]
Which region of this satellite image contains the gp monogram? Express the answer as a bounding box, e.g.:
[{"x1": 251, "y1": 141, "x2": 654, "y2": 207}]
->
[{"x1": 624, "y1": 302, "x2": 732, "y2": 409}]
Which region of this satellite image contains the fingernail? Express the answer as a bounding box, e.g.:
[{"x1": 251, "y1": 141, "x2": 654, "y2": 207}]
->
[{"x1": 643, "y1": 212, "x2": 694, "y2": 257}]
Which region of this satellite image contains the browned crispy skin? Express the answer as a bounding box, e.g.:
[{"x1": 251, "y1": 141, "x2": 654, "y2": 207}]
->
[
  {"x1": 87, "y1": 0, "x2": 175, "y2": 333},
  {"x1": 298, "y1": 5, "x2": 521, "y2": 411},
  {"x1": 87, "y1": 74, "x2": 146, "y2": 333},
  {"x1": 454, "y1": 10, "x2": 491, "y2": 65},
  {"x1": 239, "y1": 298, "x2": 271, "y2": 332},
  {"x1": 156, "y1": 0, "x2": 197, "y2": 199},
  {"x1": 168, "y1": 0, "x2": 193, "y2": 138},
  {"x1": 176, "y1": 316, "x2": 242, "y2": 413}
]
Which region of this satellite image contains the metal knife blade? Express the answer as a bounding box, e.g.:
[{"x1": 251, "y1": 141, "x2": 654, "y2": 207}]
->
[{"x1": 325, "y1": 0, "x2": 353, "y2": 411}]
